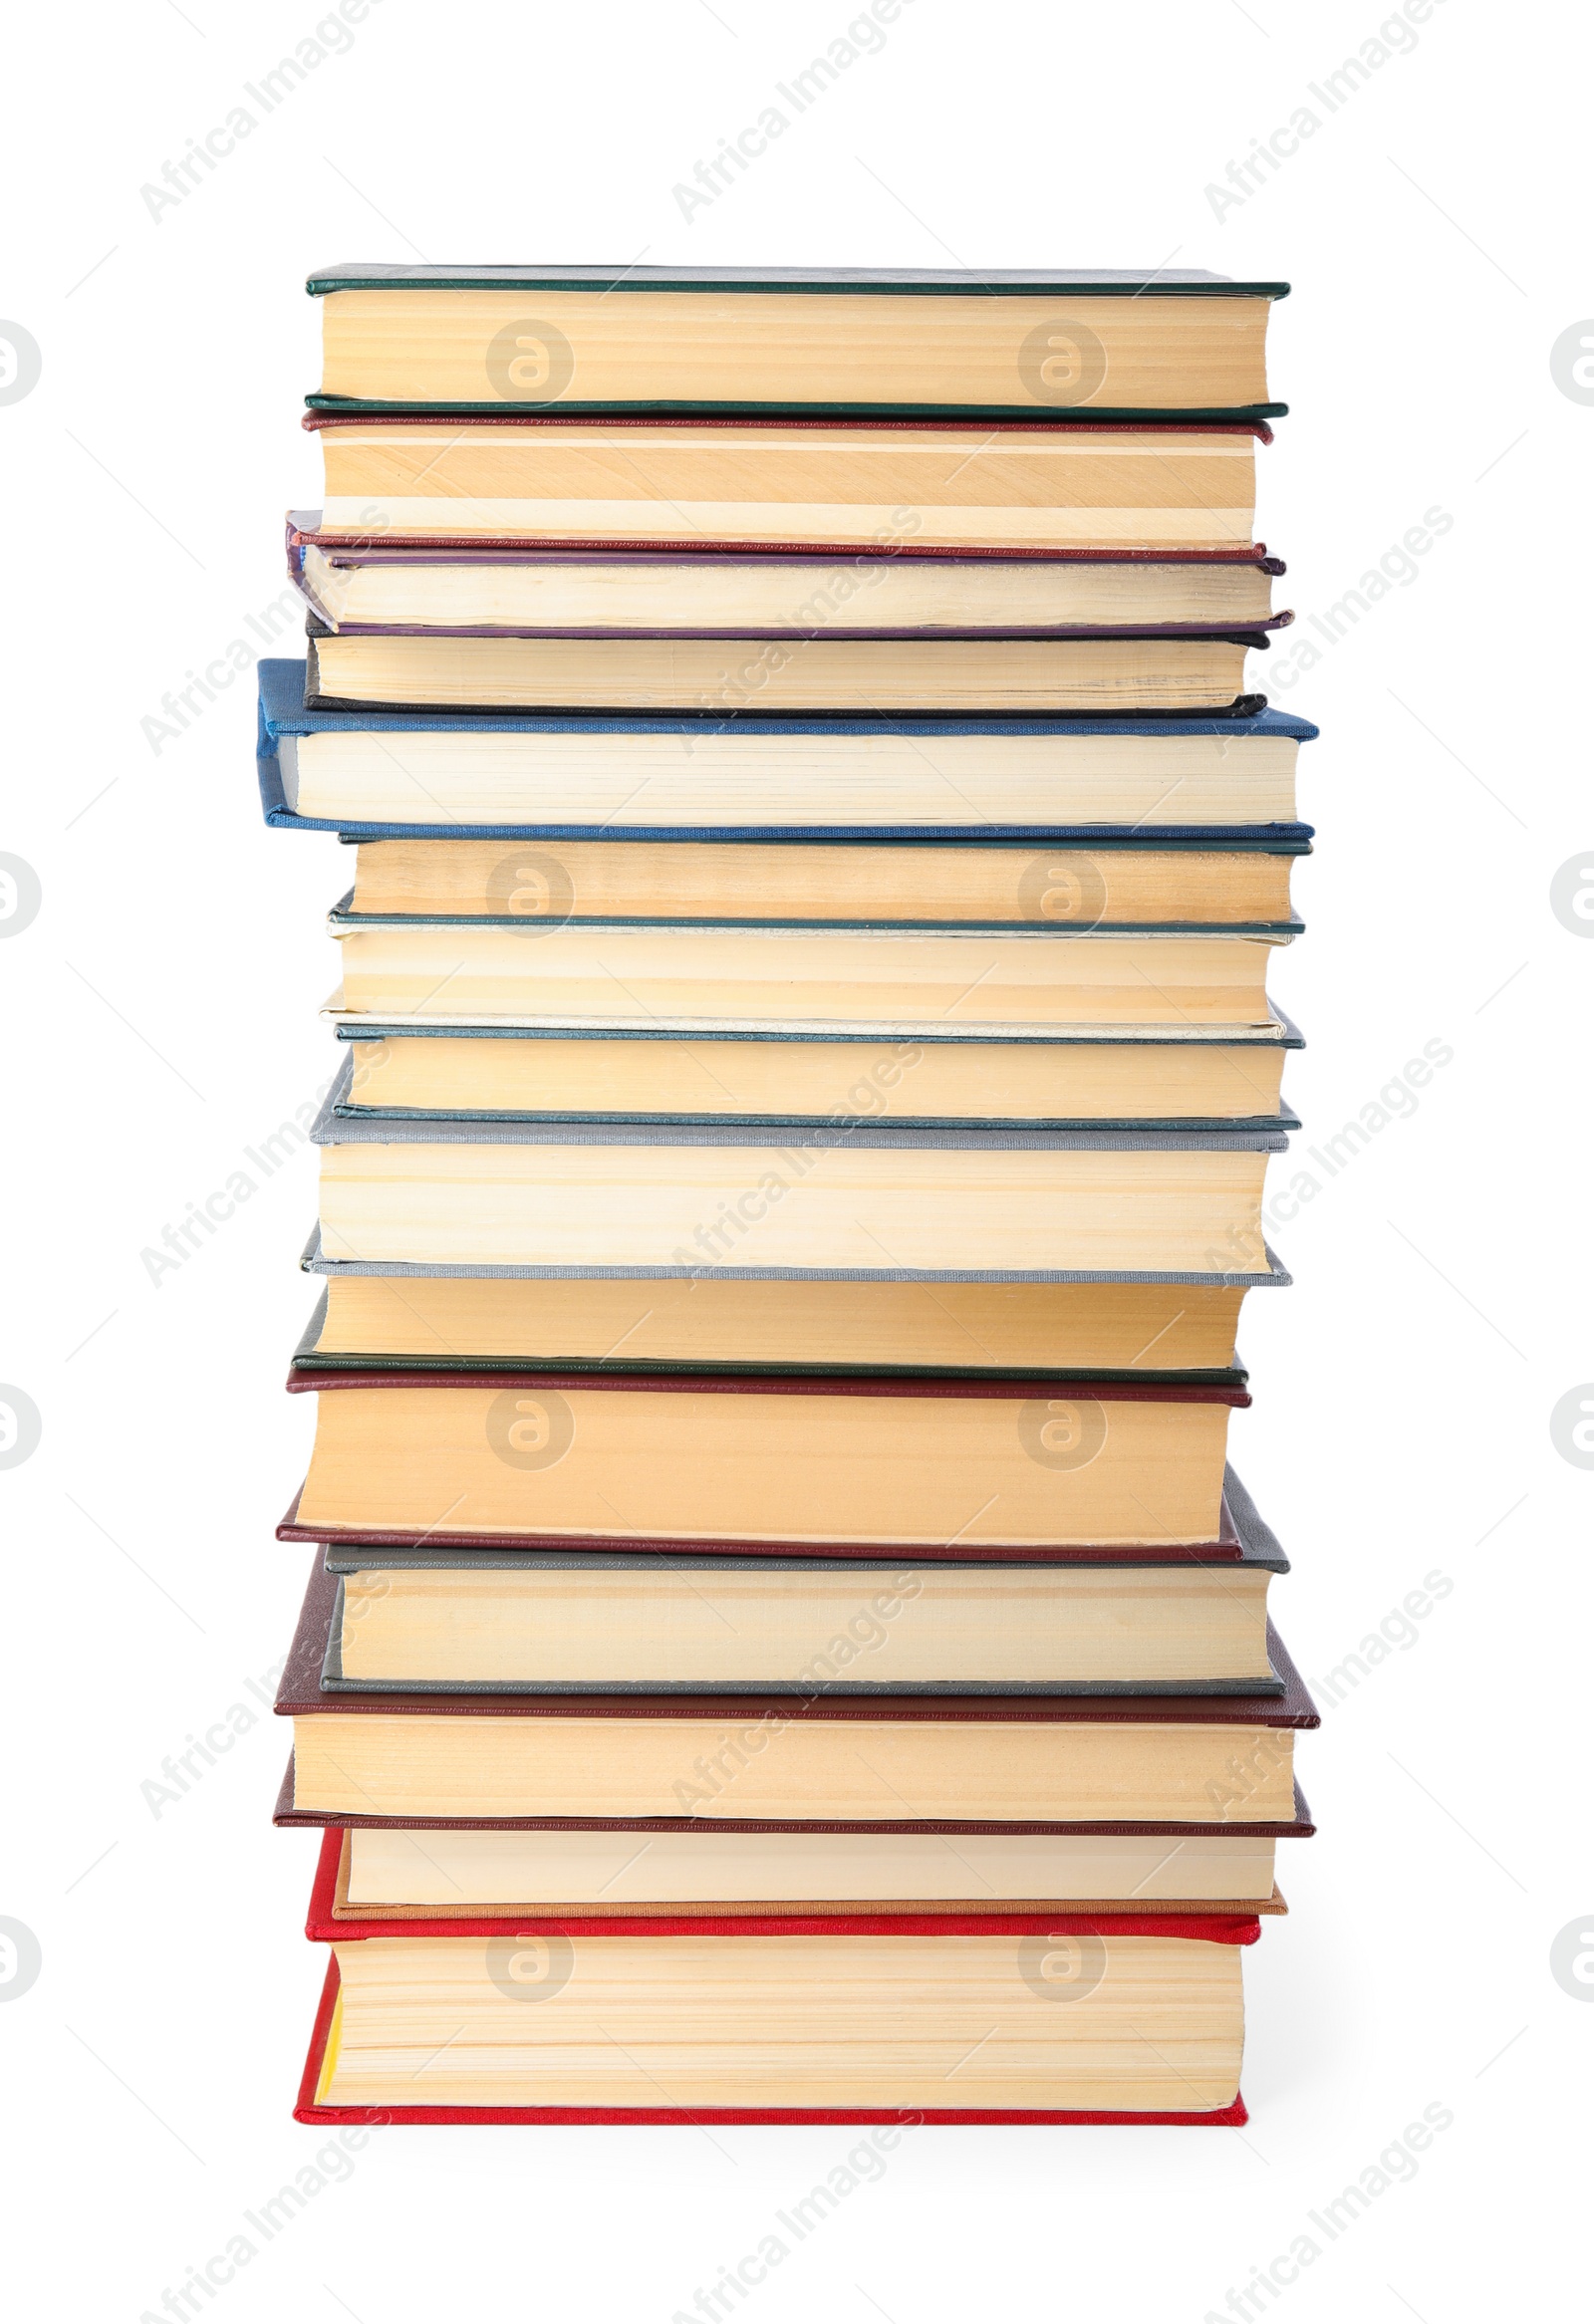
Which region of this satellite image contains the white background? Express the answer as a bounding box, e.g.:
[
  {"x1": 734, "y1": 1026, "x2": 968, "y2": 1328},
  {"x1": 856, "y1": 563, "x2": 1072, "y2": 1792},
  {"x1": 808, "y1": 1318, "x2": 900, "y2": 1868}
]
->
[{"x1": 2, "y1": 2, "x2": 1586, "y2": 2315}]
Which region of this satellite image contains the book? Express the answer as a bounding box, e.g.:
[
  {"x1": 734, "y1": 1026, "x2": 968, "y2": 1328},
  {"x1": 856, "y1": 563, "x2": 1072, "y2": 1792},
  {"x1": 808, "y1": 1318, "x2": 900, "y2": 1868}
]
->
[
  {"x1": 305, "y1": 263, "x2": 1286, "y2": 421},
  {"x1": 274, "y1": 1753, "x2": 1314, "y2": 1850},
  {"x1": 293, "y1": 1256, "x2": 1287, "y2": 1382},
  {"x1": 275, "y1": 1555, "x2": 1318, "y2": 1823},
  {"x1": 309, "y1": 1812, "x2": 1304, "y2": 1913},
  {"x1": 280, "y1": 1365, "x2": 1251, "y2": 1553},
  {"x1": 328, "y1": 1020, "x2": 1300, "y2": 1133},
  {"x1": 308, "y1": 1091, "x2": 1285, "y2": 1277},
  {"x1": 322, "y1": 916, "x2": 1292, "y2": 1037},
  {"x1": 329, "y1": 1023, "x2": 1301, "y2": 1133},
  {"x1": 303, "y1": 412, "x2": 1274, "y2": 554},
  {"x1": 344, "y1": 835, "x2": 1308, "y2": 922},
  {"x1": 303, "y1": 621, "x2": 1276, "y2": 716},
  {"x1": 258, "y1": 660, "x2": 1316, "y2": 840},
  {"x1": 296, "y1": 1911, "x2": 1260, "y2": 2124},
  {"x1": 315, "y1": 1470, "x2": 1288, "y2": 1693},
  {"x1": 290, "y1": 523, "x2": 1287, "y2": 634}
]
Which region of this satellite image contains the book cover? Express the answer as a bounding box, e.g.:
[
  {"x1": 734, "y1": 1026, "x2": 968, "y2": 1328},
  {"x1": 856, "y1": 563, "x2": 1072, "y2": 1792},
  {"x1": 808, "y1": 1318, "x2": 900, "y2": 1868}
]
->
[{"x1": 308, "y1": 264, "x2": 1291, "y2": 295}]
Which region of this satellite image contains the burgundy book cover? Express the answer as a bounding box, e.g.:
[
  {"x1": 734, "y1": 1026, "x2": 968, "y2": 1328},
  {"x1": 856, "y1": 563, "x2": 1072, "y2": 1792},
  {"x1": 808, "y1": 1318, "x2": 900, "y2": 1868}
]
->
[
  {"x1": 294, "y1": 1841, "x2": 1261, "y2": 2125},
  {"x1": 275, "y1": 1550, "x2": 1319, "y2": 1730},
  {"x1": 279, "y1": 1364, "x2": 1251, "y2": 1563},
  {"x1": 285, "y1": 1365, "x2": 1250, "y2": 1406}
]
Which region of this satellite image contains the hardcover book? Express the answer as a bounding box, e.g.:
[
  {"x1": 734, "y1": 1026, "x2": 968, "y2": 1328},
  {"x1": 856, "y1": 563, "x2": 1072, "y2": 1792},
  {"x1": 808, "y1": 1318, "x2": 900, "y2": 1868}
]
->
[
  {"x1": 300, "y1": 412, "x2": 1275, "y2": 553},
  {"x1": 256, "y1": 658, "x2": 1317, "y2": 842},
  {"x1": 289, "y1": 520, "x2": 1288, "y2": 635},
  {"x1": 311, "y1": 1464, "x2": 1289, "y2": 1694},
  {"x1": 302, "y1": 620, "x2": 1278, "y2": 717},
  {"x1": 321, "y1": 915, "x2": 1293, "y2": 1038},
  {"x1": 292, "y1": 1250, "x2": 1288, "y2": 1381},
  {"x1": 273, "y1": 1753, "x2": 1316, "y2": 1851},
  {"x1": 305, "y1": 263, "x2": 1286, "y2": 421},
  {"x1": 305, "y1": 1811, "x2": 1304, "y2": 1915},
  {"x1": 343, "y1": 834, "x2": 1311, "y2": 920},
  {"x1": 280, "y1": 1362, "x2": 1254, "y2": 1554},
  {"x1": 295, "y1": 1910, "x2": 1264, "y2": 2125},
  {"x1": 326, "y1": 1017, "x2": 1301, "y2": 1135},
  {"x1": 306, "y1": 1080, "x2": 1286, "y2": 1278}
]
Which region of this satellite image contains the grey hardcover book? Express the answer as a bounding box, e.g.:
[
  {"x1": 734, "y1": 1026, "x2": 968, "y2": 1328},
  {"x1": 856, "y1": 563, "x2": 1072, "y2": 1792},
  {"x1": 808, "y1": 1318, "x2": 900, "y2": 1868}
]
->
[
  {"x1": 309, "y1": 1056, "x2": 1291, "y2": 1155},
  {"x1": 297, "y1": 1219, "x2": 1294, "y2": 1290}
]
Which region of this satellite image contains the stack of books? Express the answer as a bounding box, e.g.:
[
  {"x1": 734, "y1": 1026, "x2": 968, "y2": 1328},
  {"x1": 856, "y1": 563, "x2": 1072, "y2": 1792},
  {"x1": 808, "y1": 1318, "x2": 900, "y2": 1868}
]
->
[{"x1": 259, "y1": 264, "x2": 1320, "y2": 2127}]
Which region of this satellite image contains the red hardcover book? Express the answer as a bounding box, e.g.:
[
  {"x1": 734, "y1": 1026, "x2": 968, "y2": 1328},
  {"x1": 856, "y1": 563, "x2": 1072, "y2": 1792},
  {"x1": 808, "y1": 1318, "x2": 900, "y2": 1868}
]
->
[
  {"x1": 295, "y1": 1956, "x2": 1255, "y2": 2128},
  {"x1": 296, "y1": 1821, "x2": 1262, "y2": 2127},
  {"x1": 303, "y1": 1823, "x2": 1277, "y2": 1943}
]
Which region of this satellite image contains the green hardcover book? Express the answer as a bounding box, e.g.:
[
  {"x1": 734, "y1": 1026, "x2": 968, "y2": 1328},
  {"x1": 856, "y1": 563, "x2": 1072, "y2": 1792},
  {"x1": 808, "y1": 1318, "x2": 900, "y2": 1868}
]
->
[{"x1": 306, "y1": 264, "x2": 1288, "y2": 419}]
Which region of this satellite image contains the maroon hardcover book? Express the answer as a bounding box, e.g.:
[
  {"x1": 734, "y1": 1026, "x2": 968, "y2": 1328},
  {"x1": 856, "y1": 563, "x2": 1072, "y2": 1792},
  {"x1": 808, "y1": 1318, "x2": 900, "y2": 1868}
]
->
[
  {"x1": 272, "y1": 1749, "x2": 1316, "y2": 1838},
  {"x1": 278, "y1": 1363, "x2": 1251, "y2": 1562},
  {"x1": 287, "y1": 511, "x2": 1290, "y2": 639}
]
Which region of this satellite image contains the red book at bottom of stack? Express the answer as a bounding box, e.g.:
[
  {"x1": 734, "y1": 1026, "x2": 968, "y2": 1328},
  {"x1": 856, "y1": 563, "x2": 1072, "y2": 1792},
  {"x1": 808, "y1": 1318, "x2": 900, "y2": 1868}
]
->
[{"x1": 296, "y1": 1829, "x2": 1264, "y2": 2127}]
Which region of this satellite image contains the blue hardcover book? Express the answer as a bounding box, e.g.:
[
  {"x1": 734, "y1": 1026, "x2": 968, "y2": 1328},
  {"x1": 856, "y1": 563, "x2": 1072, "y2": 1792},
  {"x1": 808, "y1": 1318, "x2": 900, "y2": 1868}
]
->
[{"x1": 256, "y1": 659, "x2": 1316, "y2": 845}]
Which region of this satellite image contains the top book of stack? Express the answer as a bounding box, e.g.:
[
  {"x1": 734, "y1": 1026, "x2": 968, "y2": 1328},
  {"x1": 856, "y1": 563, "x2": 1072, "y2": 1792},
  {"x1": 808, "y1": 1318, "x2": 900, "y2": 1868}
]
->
[{"x1": 305, "y1": 264, "x2": 1288, "y2": 421}]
